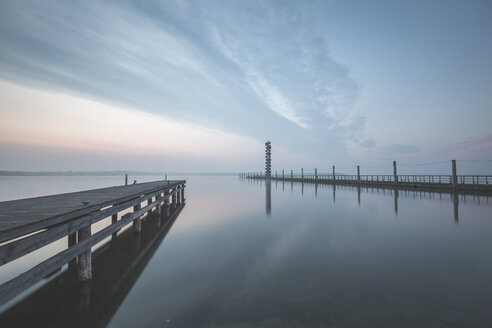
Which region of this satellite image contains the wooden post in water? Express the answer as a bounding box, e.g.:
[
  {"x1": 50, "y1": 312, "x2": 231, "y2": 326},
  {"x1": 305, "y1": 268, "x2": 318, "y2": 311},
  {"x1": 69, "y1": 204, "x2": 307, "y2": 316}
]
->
[
  {"x1": 452, "y1": 160, "x2": 458, "y2": 190},
  {"x1": 164, "y1": 190, "x2": 170, "y2": 217},
  {"x1": 357, "y1": 166, "x2": 360, "y2": 185},
  {"x1": 172, "y1": 187, "x2": 177, "y2": 206},
  {"x1": 156, "y1": 194, "x2": 162, "y2": 215},
  {"x1": 332, "y1": 165, "x2": 335, "y2": 182},
  {"x1": 77, "y1": 226, "x2": 92, "y2": 281},
  {"x1": 315, "y1": 168, "x2": 318, "y2": 180},
  {"x1": 133, "y1": 204, "x2": 141, "y2": 233},
  {"x1": 147, "y1": 198, "x2": 152, "y2": 215},
  {"x1": 125, "y1": 174, "x2": 128, "y2": 186},
  {"x1": 68, "y1": 232, "x2": 77, "y2": 270},
  {"x1": 111, "y1": 213, "x2": 118, "y2": 240},
  {"x1": 393, "y1": 161, "x2": 398, "y2": 187}
]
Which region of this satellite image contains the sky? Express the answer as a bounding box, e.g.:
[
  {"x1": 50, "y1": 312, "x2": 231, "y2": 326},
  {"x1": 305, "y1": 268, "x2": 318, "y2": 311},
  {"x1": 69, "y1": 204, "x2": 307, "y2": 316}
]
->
[{"x1": 0, "y1": 0, "x2": 491, "y2": 174}]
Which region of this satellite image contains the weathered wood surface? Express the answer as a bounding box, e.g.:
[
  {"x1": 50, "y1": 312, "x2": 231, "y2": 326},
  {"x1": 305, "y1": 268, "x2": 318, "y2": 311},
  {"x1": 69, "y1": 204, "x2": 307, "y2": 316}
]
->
[
  {"x1": 0, "y1": 180, "x2": 184, "y2": 242},
  {"x1": 0, "y1": 182, "x2": 185, "y2": 306}
]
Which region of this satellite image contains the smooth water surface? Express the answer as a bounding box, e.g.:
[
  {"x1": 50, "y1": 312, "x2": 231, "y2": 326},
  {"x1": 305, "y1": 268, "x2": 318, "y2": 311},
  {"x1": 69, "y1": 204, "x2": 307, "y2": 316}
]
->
[{"x1": 0, "y1": 176, "x2": 491, "y2": 327}]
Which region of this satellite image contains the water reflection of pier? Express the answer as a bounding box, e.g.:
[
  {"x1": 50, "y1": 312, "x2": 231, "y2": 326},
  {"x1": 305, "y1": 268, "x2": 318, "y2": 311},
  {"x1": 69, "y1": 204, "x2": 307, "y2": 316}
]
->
[
  {"x1": 0, "y1": 203, "x2": 185, "y2": 328},
  {"x1": 242, "y1": 177, "x2": 490, "y2": 224}
]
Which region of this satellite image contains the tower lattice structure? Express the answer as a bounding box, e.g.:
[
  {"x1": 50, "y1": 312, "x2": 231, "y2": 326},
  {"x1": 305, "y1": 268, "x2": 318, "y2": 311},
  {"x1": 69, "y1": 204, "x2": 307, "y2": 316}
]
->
[{"x1": 265, "y1": 141, "x2": 271, "y2": 177}]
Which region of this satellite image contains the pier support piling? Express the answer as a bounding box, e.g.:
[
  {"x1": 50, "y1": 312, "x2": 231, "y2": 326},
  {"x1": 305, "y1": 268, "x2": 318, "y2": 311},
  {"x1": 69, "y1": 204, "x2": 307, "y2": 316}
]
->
[
  {"x1": 68, "y1": 232, "x2": 77, "y2": 270},
  {"x1": 133, "y1": 204, "x2": 141, "y2": 233},
  {"x1": 77, "y1": 225, "x2": 92, "y2": 281},
  {"x1": 393, "y1": 161, "x2": 398, "y2": 187},
  {"x1": 452, "y1": 160, "x2": 458, "y2": 190}
]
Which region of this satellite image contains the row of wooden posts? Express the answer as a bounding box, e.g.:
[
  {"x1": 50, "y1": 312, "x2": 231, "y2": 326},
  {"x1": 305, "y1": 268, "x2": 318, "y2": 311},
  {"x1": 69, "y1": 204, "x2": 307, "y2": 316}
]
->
[
  {"x1": 75, "y1": 183, "x2": 184, "y2": 281},
  {"x1": 241, "y1": 160, "x2": 483, "y2": 190}
]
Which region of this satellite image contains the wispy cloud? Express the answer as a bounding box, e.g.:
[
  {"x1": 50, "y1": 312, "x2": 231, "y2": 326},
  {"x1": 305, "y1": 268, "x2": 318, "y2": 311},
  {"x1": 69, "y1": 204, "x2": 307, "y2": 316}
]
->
[
  {"x1": 384, "y1": 144, "x2": 421, "y2": 155},
  {"x1": 0, "y1": 0, "x2": 364, "y2": 165}
]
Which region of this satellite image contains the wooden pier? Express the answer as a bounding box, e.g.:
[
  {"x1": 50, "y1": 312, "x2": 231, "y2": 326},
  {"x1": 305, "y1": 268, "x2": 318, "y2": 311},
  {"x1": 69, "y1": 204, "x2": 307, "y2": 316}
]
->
[
  {"x1": 241, "y1": 160, "x2": 492, "y2": 194},
  {"x1": 0, "y1": 180, "x2": 186, "y2": 306},
  {"x1": 0, "y1": 199, "x2": 185, "y2": 327}
]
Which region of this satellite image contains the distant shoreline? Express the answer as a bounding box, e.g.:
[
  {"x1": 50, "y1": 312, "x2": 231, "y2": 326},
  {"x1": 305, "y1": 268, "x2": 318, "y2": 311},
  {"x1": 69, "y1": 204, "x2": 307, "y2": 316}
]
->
[{"x1": 0, "y1": 171, "x2": 239, "y2": 177}]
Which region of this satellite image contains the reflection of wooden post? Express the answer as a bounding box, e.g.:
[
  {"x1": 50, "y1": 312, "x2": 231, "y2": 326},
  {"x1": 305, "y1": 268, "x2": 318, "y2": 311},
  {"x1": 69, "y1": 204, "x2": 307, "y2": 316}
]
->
[
  {"x1": 357, "y1": 186, "x2": 361, "y2": 205},
  {"x1": 453, "y1": 192, "x2": 459, "y2": 223},
  {"x1": 77, "y1": 280, "x2": 91, "y2": 313},
  {"x1": 452, "y1": 160, "x2": 458, "y2": 190},
  {"x1": 394, "y1": 189, "x2": 398, "y2": 215},
  {"x1": 77, "y1": 225, "x2": 92, "y2": 281},
  {"x1": 393, "y1": 161, "x2": 398, "y2": 187}
]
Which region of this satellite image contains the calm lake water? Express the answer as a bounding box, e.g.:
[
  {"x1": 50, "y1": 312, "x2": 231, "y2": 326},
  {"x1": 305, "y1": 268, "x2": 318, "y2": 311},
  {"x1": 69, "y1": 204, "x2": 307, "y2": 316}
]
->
[{"x1": 0, "y1": 175, "x2": 491, "y2": 327}]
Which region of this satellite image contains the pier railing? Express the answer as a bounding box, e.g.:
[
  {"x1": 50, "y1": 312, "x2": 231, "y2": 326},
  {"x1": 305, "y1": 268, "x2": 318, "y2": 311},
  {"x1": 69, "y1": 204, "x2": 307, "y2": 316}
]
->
[
  {"x1": 257, "y1": 174, "x2": 490, "y2": 185},
  {"x1": 0, "y1": 180, "x2": 186, "y2": 306},
  {"x1": 240, "y1": 160, "x2": 491, "y2": 193}
]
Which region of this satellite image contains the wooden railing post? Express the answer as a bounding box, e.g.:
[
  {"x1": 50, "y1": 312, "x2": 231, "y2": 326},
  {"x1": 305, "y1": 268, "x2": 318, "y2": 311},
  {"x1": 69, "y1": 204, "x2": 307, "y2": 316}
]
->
[
  {"x1": 181, "y1": 185, "x2": 185, "y2": 203},
  {"x1": 333, "y1": 165, "x2": 335, "y2": 182},
  {"x1": 291, "y1": 169, "x2": 293, "y2": 180},
  {"x1": 282, "y1": 169, "x2": 285, "y2": 179},
  {"x1": 315, "y1": 168, "x2": 318, "y2": 180},
  {"x1": 125, "y1": 174, "x2": 128, "y2": 186},
  {"x1": 301, "y1": 168, "x2": 304, "y2": 180},
  {"x1": 357, "y1": 166, "x2": 360, "y2": 185}
]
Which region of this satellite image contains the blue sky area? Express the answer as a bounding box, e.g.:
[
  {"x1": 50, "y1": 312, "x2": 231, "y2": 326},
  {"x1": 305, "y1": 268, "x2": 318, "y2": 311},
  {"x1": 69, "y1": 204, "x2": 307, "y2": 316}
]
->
[{"x1": 0, "y1": 0, "x2": 491, "y2": 174}]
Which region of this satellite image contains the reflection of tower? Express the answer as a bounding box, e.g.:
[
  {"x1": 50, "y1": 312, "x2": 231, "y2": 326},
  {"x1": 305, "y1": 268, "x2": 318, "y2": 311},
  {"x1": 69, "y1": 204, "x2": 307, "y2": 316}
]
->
[
  {"x1": 265, "y1": 141, "x2": 271, "y2": 177},
  {"x1": 266, "y1": 180, "x2": 272, "y2": 216}
]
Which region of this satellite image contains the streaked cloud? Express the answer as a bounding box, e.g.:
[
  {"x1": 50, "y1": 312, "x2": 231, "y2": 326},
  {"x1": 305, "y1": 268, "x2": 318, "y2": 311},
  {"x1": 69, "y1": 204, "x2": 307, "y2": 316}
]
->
[{"x1": 384, "y1": 144, "x2": 421, "y2": 155}]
